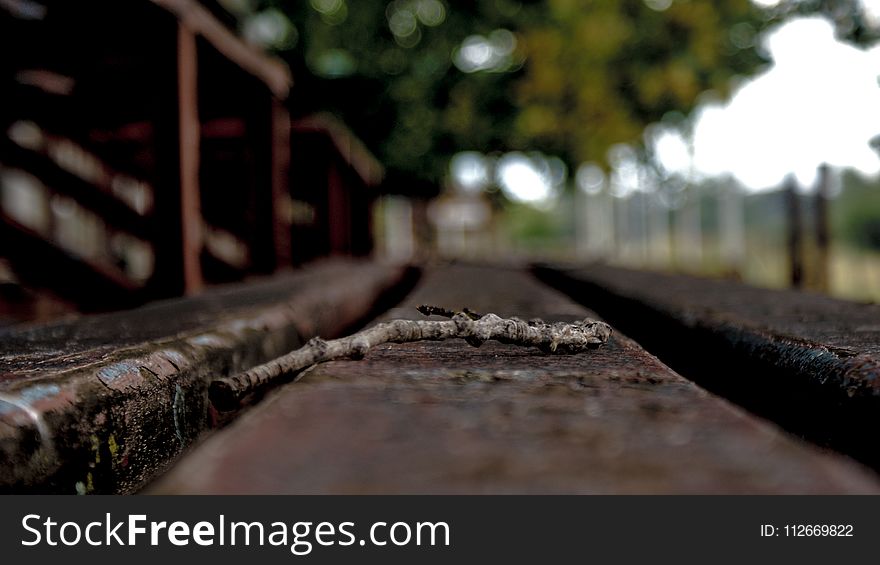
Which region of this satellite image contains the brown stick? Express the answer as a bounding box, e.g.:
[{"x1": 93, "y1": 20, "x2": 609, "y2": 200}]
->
[{"x1": 210, "y1": 307, "x2": 613, "y2": 409}]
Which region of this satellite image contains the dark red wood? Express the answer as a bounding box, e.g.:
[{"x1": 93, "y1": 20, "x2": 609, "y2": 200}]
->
[{"x1": 177, "y1": 23, "x2": 204, "y2": 295}]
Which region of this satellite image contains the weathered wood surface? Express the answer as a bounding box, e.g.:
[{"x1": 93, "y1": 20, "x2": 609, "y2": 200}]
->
[
  {"x1": 535, "y1": 264, "x2": 880, "y2": 469},
  {"x1": 151, "y1": 265, "x2": 880, "y2": 494},
  {"x1": 0, "y1": 260, "x2": 412, "y2": 493}
]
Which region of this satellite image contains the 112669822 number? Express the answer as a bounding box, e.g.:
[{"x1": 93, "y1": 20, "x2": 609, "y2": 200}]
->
[{"x1": 784, "y1": 525, "x2": 853, "y2": 537}]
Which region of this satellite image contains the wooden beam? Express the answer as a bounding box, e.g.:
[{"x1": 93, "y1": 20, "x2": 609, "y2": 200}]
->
[
  {"x1": 0, "y1": 138, "x2": 152, "y2": 238},
  {"x1": 151, "y1": 0, "x2": 292, "y2": 99},
  {"x1": 0, "y1": 212, "x2": 141, "y2": 312},
  {"x1": 177, "y1": 23, "x2": 204, "y2": 294},
  {"x1": 271, "y1": 100, "x2": 292, "y2": 267},
  {"x1": 291, "y1": 113, "x2": 384, "y2": 188}
]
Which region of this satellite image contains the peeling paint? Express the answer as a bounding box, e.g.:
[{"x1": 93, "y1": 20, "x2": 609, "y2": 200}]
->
[
  {"x1": 97, "y1": 362, "x2": 141, "y2": 386},
  {"x1": 0, "y1": 384, "x2": 63, "y2": 416},
  {"x1": 172, "y1": 384, "x2": 185, "y2": 446},
  {"x1": 162, "y1": 350, "x2": 187, "y2": 372},
  {"x1": 19, "y1": 384, "x2": 62, "y2": 404}
]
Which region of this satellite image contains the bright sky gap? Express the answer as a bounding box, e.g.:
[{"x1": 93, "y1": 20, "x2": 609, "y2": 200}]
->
[{"x1": 452, "y1": 8, "x2": 880, "y2": 203}]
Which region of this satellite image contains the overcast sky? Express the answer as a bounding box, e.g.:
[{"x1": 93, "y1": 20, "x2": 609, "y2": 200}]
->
[{"x1": 655, "y1": 9, "x2": 880, "y2": 191}]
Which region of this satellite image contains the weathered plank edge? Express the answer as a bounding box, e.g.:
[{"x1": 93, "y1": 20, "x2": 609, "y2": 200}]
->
[
  {"x1": 0, "y1": 261, "x2": 415, "y2": 494},
  {"x1": 151, "y1": 264, "x2": 880, "y2": 494},
  {"x1": 534, "y1": 263, "x2": 880, "y2": 471}
]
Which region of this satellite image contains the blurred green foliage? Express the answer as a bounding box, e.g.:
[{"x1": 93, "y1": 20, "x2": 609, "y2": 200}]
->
[
  {"x1": 503, "y1": 196, "x2": 573, "y2": 250},
  {"x1": 238, "y1": 0, "x2": 768, "y2": 185},
  {"x1": 834, "y1": 171, "x2": 880, "y2": 250},
  {"x1": 238, "y1": 0, "x2": 876, "y2": 188},
  {"x1": 509, "y1": 0, "x2": 766, "y2": 169}
]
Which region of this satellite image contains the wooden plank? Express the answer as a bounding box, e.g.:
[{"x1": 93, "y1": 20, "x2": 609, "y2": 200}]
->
[
  {"x1": 0, "y1": 260, "x2": 413, "y2": 493},
  {"x1": 151, "y1": 265, "x2": 880, "y2": 494},
  {"x1": 290, "y1": 114, "x2": 384, "y2": 188},
  {"x1": 535, "y1": 263, "x2": 880, "y2": 470}
]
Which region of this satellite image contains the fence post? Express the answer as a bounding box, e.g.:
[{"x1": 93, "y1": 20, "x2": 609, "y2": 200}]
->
[
  {"x1": 814, "y1": 164, "x2": 831, "y2": 292},
  {"x1": 785, "y1": 175, "x2": 803, "y2": 289}
]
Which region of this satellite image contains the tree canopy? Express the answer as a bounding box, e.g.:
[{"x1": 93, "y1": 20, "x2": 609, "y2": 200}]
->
[{"x1": 226, "y1": 0, "x2": 874, "y2": 186}]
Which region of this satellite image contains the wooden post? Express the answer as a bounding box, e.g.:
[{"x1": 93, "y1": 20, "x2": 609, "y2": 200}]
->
[
  {"x1": 149, "y1": 17, "x2": 203, "y2": 299},
  {"x1": 177, "y1": 23, "x2": 204, "y2": 294},
  {"x1": 786, "y1": 175, "x2": 803, "y2": 289},
  {"x1": 814, "y1": 164, "x2": 831, "y2": 293},
  {"x1": 289, "y1": 133, "x2": 329, "y2": 263},
  {"x1": 350, "y1": 187, "x2": 373, "y2": 257},
  {"x1": 245, "y1": 94, "x2": 285, "y2": 275},
  {"x1": 327, "y1": 162, "x2": 350, "y2": 255},
  {"x1": 270, "y1": 100, "x2": 292, "y2": 268}
]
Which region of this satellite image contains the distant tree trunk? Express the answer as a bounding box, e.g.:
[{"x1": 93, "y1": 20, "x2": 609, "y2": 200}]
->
[
  {"x1": 786, "y1": 176, "x2": 804, "y2": 289},
  {"x1": 814, "y1": 164, "x2": 831, "y2": 293}
]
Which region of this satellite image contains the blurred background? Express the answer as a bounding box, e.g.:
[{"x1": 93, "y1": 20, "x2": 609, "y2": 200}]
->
[{"x1": 2, "y1": 0, "x2": 880, "y2": 325}]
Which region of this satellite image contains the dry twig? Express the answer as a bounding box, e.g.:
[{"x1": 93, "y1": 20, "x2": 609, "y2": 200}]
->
[{"x1": 210, "y1": 306, "x2": 612, "y2": 409}]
